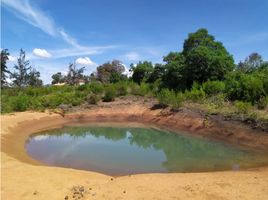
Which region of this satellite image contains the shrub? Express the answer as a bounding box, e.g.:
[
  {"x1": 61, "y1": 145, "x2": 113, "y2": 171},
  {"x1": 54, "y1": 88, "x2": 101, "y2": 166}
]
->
[
  {"x1": 103, "y1": 86, "x2": 116, "y2": 102},
  {"x1": 225, "y1": 72, "x2": 265, "y2": 104},
  {"x1": 205, "y1": 93, "x2": 226, "y2": 108},
  {"x1": 89, "y1": 82, "x2": 104, "y2": 94},
  {"x1": 185, "y1": 88, "x2": 205, "y2": 102},
  {"x1": 40, "y1": 94, "x2": 64, "y2": 108},
  {"x1": 77, "y1": 84, "x2": 88, "y2": 91},
  {"x1": 157, "y1": 89, "x2": 184, "y2": 109},
  {"x1": 29, "y1": 97, "x2": 45, "y2": 111},
  {"x1": 87, "y1": 93, "x2": 100, "y2": 104},
  {"x1": 202, "y1": 80, "x2": 225, "y2": 95},
  {"x1": 257, "y1": 96, "x2": 268, "y2": 110},
  {"x1": 234, "y1": 101, "x2": 252, "y2": 114},
  {"x1": 114, "y1": 82, "x2": 128, "y2": 96},
  {"x1": 10, "y1": 95, "x2": 30, "y2": 111}
]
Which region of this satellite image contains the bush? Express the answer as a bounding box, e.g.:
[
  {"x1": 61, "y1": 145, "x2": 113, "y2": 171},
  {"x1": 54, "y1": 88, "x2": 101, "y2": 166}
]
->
[
  {"x1": 205, "y1": 93, "x2": 226, "y2": 108},
  {"x1": 202, "y1": 80, "x2": 225, "y2": 95},
  {"x1": 185, "y1": 88, "x2": 205, "y2": 102},
  {"x1": 225, "y1": 72, "x2": 265, "y2": 104},
  {"x1": 77, "y1": 84, "x2": 89, "y2": 91},
  {"x1": 103, "y1": 86, "x2": 116, "y2": 102},
  {"x1": 157, "y1": 89, "x2": 184, "y2": 109},
  {"x1": 114, "y1": 82, "x2": 128, "y2": 96},
  {"x1": 86, "y1": 93, "x2": 100, "y2": 104},
  {"x1": 234, "y1": 101, "x2": 252, "y2": 114},
  {"x1": 257, "y1": 96, "x2": 268, "y2": 110},
  {"x1": 89, "y1": 82, "x2": 104, "y2": 94},
  {"x1": 10, "y1": 95, "x2": 30, "y2": 111}
]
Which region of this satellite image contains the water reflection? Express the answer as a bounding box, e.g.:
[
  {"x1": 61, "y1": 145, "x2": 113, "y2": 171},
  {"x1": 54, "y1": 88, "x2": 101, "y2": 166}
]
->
[{"x1": 26, "y1": 126, "x2": 268, "y2": 175}]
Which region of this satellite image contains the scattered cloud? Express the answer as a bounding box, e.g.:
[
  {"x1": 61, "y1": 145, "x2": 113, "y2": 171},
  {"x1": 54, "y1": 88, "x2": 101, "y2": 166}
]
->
[
  {"x1": 75, "y1": 57, "x2": 97, "y2": 67},
  {"x1": 33, "y1": 48, "x2": 52, "y2": 58},
  {"x1": 123, "y1": 52, "x2": 140, "y2": 61},
  {"x1": 2, "y1": 0, "x2": 116, "y2": 51},
  {"x1": 49, "y1": 45, "x2": 116, "y2": 59},
  {"x1": 59, "y1": 29, "x2": 80, "y2": 48},
  {"x1": 2, "y1": 0, "x2": 57, "y2": 36}
]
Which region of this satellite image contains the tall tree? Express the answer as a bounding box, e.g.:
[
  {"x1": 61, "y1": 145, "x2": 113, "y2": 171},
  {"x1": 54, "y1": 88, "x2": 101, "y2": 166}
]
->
[
  {"x1": 10, "y1": 49, "x2": 32, "y2": 88},
  {"x1": 65, "y1": 63, "x2": 85, "y2": 85},
  {"x1": 162, "y1": 52, "x2": 187, "y2": 90},
  {"x1": 131, "y1": 61, "x2": 153, "y2": 84},
  {"x1": 182, "y1": 28, "x2": 234, "y2": 86},
  {"x1": 237, "y1": 53, "x2": 264, "y2": 73},
  {"x1": 28, "y1": 68, "x2": 43, "y2": 86},
  {"x1": 147, "y1": 63, "x2": 165, "y2": 83},
  {"x1": 51, "y1": 72, "x2": 65, "y2": 84},
  {"x1": 1, "y1": 49, "x2": 11, "y2": 87},
  {"x1": 96, "y1": 60, "x2": 125, "y2": 83}
]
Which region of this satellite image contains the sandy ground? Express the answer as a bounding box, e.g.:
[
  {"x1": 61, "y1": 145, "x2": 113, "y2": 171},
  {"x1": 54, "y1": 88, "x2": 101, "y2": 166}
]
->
[{"x1": 1, "y1": 103, "x2": 268, "y2": 200}]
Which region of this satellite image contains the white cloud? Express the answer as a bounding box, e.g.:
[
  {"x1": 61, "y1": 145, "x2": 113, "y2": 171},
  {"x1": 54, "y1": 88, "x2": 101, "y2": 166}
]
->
[
  {"x1": 59, "y1": 29, "x2": 80, "y2": 48},
  {"x1": 8, "y1": 55, "x2": 17, "y2": 62},
  {"x1": 75, "y1": 57, "x2": 97, "y2": 66},
  {"x1": 33, "y1": 48, "x2": 52, "y2": 58},
  {"x1": 123, "y1": 52, "x2": 140, "y2": 61}
]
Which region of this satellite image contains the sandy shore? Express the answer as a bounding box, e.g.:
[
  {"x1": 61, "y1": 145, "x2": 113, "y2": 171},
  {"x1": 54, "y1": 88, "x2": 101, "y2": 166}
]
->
[{"x1": 1, "y1": 101, "x2": 268, "y2": 200}]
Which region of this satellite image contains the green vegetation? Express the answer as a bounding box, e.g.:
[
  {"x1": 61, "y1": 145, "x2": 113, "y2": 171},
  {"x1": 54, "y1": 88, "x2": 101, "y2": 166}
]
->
[{"x1": 1, "y1": 28, "x2": 268, "y2": 130}]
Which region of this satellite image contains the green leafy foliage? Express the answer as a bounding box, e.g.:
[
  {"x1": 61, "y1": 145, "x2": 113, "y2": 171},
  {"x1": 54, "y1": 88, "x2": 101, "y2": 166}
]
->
[
  {"x1": 202, "y1": 80, "x2": 225, "y2": 95},
  {"x1": 131, "y1": 61, "x2": 153, "y2": 84},
  {"x1": 157, "y1": 89, "x2": 184, "y2": 109},
  {"x1": 103, "y1": 86, "x2": 116, "y2": 102},
  {"x1": 234, "y1": 101, "x2": 252, "y2": 114},
  {"x1": 225, "y1": 71, "x2": 265, "y2": 104}
]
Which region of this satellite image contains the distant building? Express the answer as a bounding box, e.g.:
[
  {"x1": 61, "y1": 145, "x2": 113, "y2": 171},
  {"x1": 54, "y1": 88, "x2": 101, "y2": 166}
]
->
[
  {"x1": 53, "y1": 82, "x2": 66, "y2": 86},
  {"x1": 78, "y1": 79, "x2": 86, "y2": 85}
]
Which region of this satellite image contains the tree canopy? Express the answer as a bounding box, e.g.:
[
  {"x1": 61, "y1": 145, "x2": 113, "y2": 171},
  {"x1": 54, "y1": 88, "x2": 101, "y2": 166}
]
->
[
  {"x1": 182, "y1": 28, "x2": 234, "y2": 86},
  {"x1": 1, "y1": 49, "x2": 10, "y2": 87},
  {"x1": 96, "y1": 60, "x2": 126, "y2": 83}
]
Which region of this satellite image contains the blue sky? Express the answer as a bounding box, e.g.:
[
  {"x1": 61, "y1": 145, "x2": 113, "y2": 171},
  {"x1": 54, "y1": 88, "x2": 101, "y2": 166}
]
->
[{"x1": 1, "y1": 0, "x2": 268, "y2": 84}]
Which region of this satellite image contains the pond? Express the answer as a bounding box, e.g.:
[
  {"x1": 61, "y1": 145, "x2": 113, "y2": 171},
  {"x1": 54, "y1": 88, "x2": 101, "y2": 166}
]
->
[{"x1": 25, "y1": 125, "x2": 268, "y2": 175}]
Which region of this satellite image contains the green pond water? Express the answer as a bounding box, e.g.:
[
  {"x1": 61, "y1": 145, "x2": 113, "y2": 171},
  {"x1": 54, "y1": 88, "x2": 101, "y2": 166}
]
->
[{"x1": 25, "y1": 125, "x2": 268, "y2": 175}]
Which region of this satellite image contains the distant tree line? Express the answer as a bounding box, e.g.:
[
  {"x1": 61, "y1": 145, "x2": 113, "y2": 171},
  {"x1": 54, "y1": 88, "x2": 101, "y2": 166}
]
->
[{"x1": 1, "y1": 28, "x2": 268, "y2": 105}]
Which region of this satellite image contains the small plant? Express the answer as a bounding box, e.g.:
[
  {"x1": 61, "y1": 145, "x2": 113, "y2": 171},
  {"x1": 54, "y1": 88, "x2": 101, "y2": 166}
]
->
[
  {"x1": 185, "y1": 88, "x2": 205, "y2": 102},
  {"x1": 157, "y1": 89, "x2": 184, "y2": 109},
  {"x1": 234, "y1": 101, "x2": 252, "y2": 114},
  {"x1": 87, "y1": 93, "x2": 100, "y2": 104},
  {"x1": 114, "y1": 82, "x2": 128, "y2": 96},
  {"x1": 257, "y1": 96, "x2": 268, "y2": 110},
  {"x1": 103, "y1": 86, "x2": 116, "y2": 102},
  {"x1": 89, "y1": 82, "x2": 104, "y2": 94}
]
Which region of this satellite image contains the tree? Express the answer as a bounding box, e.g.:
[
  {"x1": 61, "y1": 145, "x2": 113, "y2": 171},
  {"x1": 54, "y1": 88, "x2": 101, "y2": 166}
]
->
[
  {"x1": 131, "y1": 61, "x2": 153, "y2": 84},
  {"x1": 96, "y1": 60, "x2": 125, "y2": 83},
  {"x1": 51, "y1": 72, "x2": 65, "y2": 84},
  {"x1": 147, "y1": 63, "x2": 165, "y2": 83},
  {"x1": 161, "y1": 52, "x2": 187, "y2": 90},
  {"x1": 182, "y1": 28, "x2": 234, "y2": 86},
  {"x1": 65, "y1": 63, "x2": 85, "y2": 85},
  {"x1": 10, "y1": 49, "x2": 32, "y2": 88},
  {"x1": 28, "y1": 68, "x2": 43, "y2": 86},
  {"x1": 1, "y1": 49, "x2": 11, "y2": 87},
  {"x1": 237, "y1": 53, "x2": 264, "y2": 73}
]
